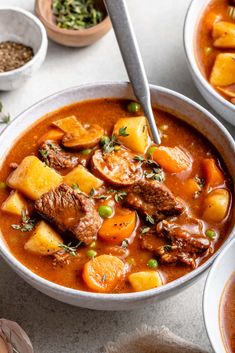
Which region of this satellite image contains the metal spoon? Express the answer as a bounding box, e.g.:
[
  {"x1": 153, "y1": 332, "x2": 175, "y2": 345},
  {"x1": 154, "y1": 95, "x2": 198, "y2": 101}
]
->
[{"x1": 104, "y1": 0, "x2": 161, "y2": 145}]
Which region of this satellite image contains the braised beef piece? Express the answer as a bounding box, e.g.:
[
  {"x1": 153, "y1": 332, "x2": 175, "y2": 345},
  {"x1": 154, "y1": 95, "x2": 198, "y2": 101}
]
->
[
  {"x1": 140, "y1": 220, "x2": 210, "y2": 267},
  {"x1": 156, "y1": 220, "x2": 210, "y2": 253},
  {"x1": 39, "y1": 141, "x2": 79, "y2": 170},
  {"x1": 35, "y1": 184, "x2": 101, "y2": 245},
  {"x1": 125, "y1": 180, "x2": 184, "y2": 221}
]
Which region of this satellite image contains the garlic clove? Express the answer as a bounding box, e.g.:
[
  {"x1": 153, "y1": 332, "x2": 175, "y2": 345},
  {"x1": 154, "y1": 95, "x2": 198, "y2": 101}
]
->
[
  {"x1": 0, "y1": 319, "x2": 33, "y2": 353},
  {"x1": 0, "y1": 336, "x2": 10, "y2": 353}
]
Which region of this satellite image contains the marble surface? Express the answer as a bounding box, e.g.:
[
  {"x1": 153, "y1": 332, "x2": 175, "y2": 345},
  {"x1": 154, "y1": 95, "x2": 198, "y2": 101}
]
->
[{"x1": 0, "y1": 0, "x2": 234, "y2": 352}]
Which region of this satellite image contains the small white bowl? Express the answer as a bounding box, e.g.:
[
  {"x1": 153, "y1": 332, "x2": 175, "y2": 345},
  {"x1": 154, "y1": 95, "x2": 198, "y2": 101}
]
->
[
  {"x1": 184, "y1": 0, "x2": 235, "y2": 126},
  {"x1": 203, "y1": 237, "x2": 235, "y2": 353},
  {"x1": 0, "y1": 7, "x2": 48, "y2": 91},
  {"x1": 0, "y1": 82, "x2": 234, "y2": 310}
]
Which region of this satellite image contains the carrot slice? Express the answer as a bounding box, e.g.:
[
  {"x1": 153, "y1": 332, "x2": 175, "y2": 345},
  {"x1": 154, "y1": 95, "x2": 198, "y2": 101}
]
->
[
  {"x1": 184, "y1": 178, "x2": 201, "y2": 198},
  {"x1": 201, "y1": 159, "x2": 224, "y2": 187},
  {"x1": 98, "y1": 210, "x2": 136, "y2": 244},
  {"x1": 83, "y1": 254, "x2": 125, "y2": 293},
  {"x1": 153, "y1": 146, "x2": 192, "y2": 173},
  {"x1": 38, "y1": 128, "x2": 64, "y2": 144}
]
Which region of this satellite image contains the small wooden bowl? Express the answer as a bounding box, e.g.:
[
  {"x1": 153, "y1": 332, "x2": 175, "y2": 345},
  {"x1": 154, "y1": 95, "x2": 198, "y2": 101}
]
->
[{"x1": 35, "y1": 0, "x2": 112, "y2": 47}]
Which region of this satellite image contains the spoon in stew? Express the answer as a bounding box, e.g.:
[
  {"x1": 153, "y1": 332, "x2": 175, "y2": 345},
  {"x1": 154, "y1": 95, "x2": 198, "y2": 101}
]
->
[{"x1": 104, "y1": 0, "x2": 161, "y2": 145}]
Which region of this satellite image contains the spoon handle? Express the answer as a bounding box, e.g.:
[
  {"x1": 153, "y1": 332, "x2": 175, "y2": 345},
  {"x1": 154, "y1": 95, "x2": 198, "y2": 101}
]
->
[{"x1": 104, "y1": 0, "x2": 161, "y2": 145}]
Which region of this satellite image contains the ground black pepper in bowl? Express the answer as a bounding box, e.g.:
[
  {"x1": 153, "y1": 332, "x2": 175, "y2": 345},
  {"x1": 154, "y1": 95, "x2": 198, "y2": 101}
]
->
[{"x1": 0, "y1": 41, "x2": 34, "y2": 73}]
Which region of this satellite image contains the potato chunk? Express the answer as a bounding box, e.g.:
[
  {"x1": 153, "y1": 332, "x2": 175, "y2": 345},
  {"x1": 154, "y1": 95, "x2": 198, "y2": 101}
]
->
[
  {"x1": 1, "y1": 191, "x2": 27, "y2": 216},
  {"x1": 203, "y1": 188, "x2": 230, "y2": 222},
  {"x1": 128, "y1": 271, "x2": 163, "y2": 292},
  {"x1": 24, "y1": 221, "x2": 63, "y2": 255},
  {"x1": 7, "y1": 156, "x2": 63, "y2": 200},
  {"x1": 213, "y1": 21, "x2": 235, "y2": 48},
  {"x1": 210, "y1": 53, "x2": 235, "y2": 86},
  {"x1": 63, "y1": 165, "x2": 103, "y2": 194},
  {"x1": 113, "y1": 116, "x2": 149, "y2": 154},
  {"x1": 53, "y1": 115, "x2": 86, "y2": 134}
]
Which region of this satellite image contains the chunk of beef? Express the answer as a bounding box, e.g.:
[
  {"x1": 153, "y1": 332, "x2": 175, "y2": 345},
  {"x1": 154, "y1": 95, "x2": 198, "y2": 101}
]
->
[
  {"x1": 140, "y1": 220, "x2": 210, "y2": 267},
  {"x1": 39, "y1": 141, "x2": 79, "y2": 170},
  {"x1": 125, "y1": 180, "x2": 184, "y2": 221},
  {"x1": 35, "y1": 184, "x2": 101, "y2": 245},
  {"x1": 156, "y1": 220, "x2": 210, "y2": 253}
]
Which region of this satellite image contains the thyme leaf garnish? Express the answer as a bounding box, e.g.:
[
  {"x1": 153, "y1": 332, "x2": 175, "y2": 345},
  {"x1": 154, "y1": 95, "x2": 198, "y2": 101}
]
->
[
  {"x1": 121, "y1": 239, "x2": 129, "y2": 249},
  {"x1": 59, "y1": 241, "x2": 82, "y2": 256},
  {"x1": 11, "y1": 209, "x2": 35, "y2": 232},
  {"x1": 146, "y1": 214, "x2": 155, "y2": 224},
  {"x1": 39, "y1": 149, "x2": 49, "y2": 165},
  {"x1": 118, "y1": 126, "x2": 129, "y2": 137},
  {"x1": 140, "y1": 226, "x2": 150, "y2": 234},
  {"x1": 101, "y1": 135, "x2": 120, "y2": 154},
  {"x1": 114, "y1": 191, "x2": 127, "y2": 202},
  {"x1": 0, "y1": 102, "x2": 11, "y2": 124}
]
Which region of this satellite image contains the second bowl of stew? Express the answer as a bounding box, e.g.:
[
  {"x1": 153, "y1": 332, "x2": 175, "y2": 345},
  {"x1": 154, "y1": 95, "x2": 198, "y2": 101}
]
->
[
  {"x1": 0, "y1": 82, "x2": 234, "y2": 310},
  {"x1": 184, "y1": 0, "x2": 235, "y2": 126}
]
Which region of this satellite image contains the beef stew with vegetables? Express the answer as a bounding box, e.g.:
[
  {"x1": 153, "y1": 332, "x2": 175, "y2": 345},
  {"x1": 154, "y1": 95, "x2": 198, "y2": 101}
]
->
[
  {"x1": 0, "y1": 98, "x2": 233, "y2": 293},
  {"x1": 196, "y1": 0, "x2": 235, "y2": 104},
  {"x1": 220, "y1": 272, "x2": 235, "y2": 353}
]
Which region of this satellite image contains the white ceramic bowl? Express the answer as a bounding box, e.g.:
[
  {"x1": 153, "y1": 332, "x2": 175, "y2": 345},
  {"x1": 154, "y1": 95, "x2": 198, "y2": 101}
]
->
[
  {"x1": 0, "y1": 82, "x2": 234, "y2": 310},
  {"x1": 203, "y1": 237, "x2": 235, "y2": 353},
  {"x1": 0, "y1": 7, "x2": 48, "y2": 91},
  {"x1": 184, "y1": 0, "x2": 235, "y2": 126}
]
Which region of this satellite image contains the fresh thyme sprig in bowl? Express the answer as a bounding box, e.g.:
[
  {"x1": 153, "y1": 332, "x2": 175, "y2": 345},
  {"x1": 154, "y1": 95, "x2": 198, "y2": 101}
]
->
[
  {"x1": 52, "y1": 0, "x2": 104, "y2": 30},
  {"x1": 36, "y1": 0, "x2": 111, "y2": 47}
]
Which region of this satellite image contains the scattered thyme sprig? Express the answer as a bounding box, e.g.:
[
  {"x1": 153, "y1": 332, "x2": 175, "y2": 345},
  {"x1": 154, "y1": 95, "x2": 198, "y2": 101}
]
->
[
  {"x1": 118, "y1": 126, "x2": 129, "y2": 137},
  {"x1": 0, "y1": 102, "x2": 11, "y2": 125},
  {"x1": 59, "y1": 241, "x2": 82, "y2": 256},
  {"x1": 11, "y1": 209, "x2": 35, "y2": 232},
  {"x1": 100, "y1": 135, "x2": 120, "y2": 154}
]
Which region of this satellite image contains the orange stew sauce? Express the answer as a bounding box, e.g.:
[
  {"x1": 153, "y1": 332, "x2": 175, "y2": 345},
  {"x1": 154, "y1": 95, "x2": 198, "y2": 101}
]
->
[
  {"x1": 0, "y1": 99, "x2": 233, "y2": 293},
  {"x1": 220, "y1": 272, "x2": 235, "y2": 353},
  {"x1": 196, "y1": 0, "x2": 235, "y2": 103}
]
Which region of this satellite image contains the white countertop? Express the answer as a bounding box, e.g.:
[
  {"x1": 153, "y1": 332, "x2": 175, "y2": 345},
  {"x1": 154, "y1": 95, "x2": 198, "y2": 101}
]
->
[{"x1": 0, "y1": 0, "x2": 234, "y2": 352}]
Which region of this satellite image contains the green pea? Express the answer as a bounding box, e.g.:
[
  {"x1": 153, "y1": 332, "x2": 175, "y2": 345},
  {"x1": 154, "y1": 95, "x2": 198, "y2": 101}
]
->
[
  {"x1": 147, "y1": 146, "x2": 157, "y2": 157},
  {"x1": 204, "y1": 47, "x2": 213, "y2": 56},
  {"x1": 86, "y1": 249, "x2": 97, "y2": 259},
  {"x1": 127, "y1": 102, "x2": 141, "y2": 113},
  {"x1": 0, "y1": 182, "x2": 6, "y2": 190},
  {"x1": 206, "y1": 229, "x2": 216, "y2": 239},
  {"x1": 100, "y1": 135, "x2": 110, "y2": 146},
  {"x1": 81, "y1": 149, "x2": 92, "y2": 155},
  {"x1": 147, "y1": 259, "x2": 158, "y2": 269},
  {"x1": 98, "y1": 205, "x2": 113, "y2": 218}
]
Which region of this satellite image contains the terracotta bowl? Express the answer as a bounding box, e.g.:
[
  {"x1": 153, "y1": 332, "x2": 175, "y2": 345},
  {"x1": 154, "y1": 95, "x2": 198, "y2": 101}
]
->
[{"x1": 35, "y1": 0, "x2": 112, "y2": 47}]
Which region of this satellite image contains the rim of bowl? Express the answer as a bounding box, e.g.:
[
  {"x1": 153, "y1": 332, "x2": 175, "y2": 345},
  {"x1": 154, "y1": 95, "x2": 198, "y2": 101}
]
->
[
  {"x1": 183, "y1": 0, "x2": 235, "y2": 112},
  {"x1": 0, "y1": 6, "x2": 48, "y2": 78},
  {"x1": 37, "y1": 2, "x2": 111, "y2": 36},
  {"x1": 0, "y1": 81, "x2": 234, "y2": 302},
  {"x1": 203, "y1": 237, "x2": 235, "y2": 353}
]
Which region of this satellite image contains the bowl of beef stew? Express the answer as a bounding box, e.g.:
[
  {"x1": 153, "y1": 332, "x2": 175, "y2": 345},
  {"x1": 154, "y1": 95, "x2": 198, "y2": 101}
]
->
[
  {"x1": 0, "y1": 82, "x2": 234, "y2": 310},
  {"x1": 184, "y1": 0, "x2": 235, "y2": 126},
  {"x1": 204, "y1": 237, "x2": 235, "y2": 353}
]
